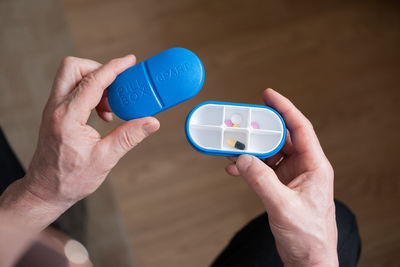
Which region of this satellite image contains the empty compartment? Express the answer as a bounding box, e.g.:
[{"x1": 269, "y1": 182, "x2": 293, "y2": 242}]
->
[
  {"x1": 248, "y1": 132, "x2": 283, "y2": 154},
  {"x1": 189, "y1": 126, "x2": 222, "y2": 150},
  {"x1": 250, "y1": 108, "x2": 283, "y2": 131},
  {"x1": 223, "y1": 106, "x2": 250, "y2": 128},
  {"x1": 223, "y1": 129, "x2": 249, "y2": 151},
  {"x1": 189, "y1": 104, "x2": 224, "y2": 126}
]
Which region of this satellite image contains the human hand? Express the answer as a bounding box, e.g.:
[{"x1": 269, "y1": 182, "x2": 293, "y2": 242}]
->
[
  {"x1": 1, "y1": 55, "x2": 159, "y2": 229},
  {"x1": 226, "y1": 89, "x2": 338, "y2": 266}
]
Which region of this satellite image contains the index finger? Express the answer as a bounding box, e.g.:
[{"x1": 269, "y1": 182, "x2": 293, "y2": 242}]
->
[
  {"x1": 69, "y1": 54, "x2": 136, "y2": 123},
  {"x1": 50, "y1": 57, "x2": 102, "y2": 102},
  {"x1": 263, "y1": 89, "x2": 325, "y2": 161}
]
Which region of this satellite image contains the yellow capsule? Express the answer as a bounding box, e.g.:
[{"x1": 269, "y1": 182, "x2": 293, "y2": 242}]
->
[
  {"x1": 233, "y1": 124, "x2": 239, "y2": 127},
  {"x1": 227, "y1": 138, "x2": 245, "y2": 150},
  {"x1": 227, "y1": 138, "x2": 236, "y2": 147}
]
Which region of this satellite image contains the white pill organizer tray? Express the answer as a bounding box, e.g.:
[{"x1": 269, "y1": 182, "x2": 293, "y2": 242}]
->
[{"x1": 185, "y1": 102, "x2": 286, "y2": 158}]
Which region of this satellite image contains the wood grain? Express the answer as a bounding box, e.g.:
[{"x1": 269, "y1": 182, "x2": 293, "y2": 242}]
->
[{"x1": 62, "y1": 0, "x2": 400, "y2": 266}]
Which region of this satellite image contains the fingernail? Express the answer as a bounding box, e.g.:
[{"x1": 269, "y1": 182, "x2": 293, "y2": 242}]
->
[
  {"x1": 236, "y1": 155, "x2": 252, "y2": 172},
  {"x1": 143, "y1": 119, "x2": 160, "y2": 135}
]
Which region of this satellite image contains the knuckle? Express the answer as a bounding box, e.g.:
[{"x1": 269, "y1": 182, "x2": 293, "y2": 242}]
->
[
  {"x1": 119, "y1": 130, "x2": 141, "y2": 150},
  {"x1": 323, "y1": 161, "x2": 334, "y2": 178},
  {"x1": 81, "y1": 72, "x2": 97, "y2": 87},
  {"x1": 295, "y1": 119, "x2": 315, "y2": 138},
  {"x1": 303, "y1": 118, "x2": 314, "y2": 131},
  {"x1": 46, "y1": 106, "x2": 70, "y2": 138},
  {"x1": 282, "y1": 196, "x2": 297, "y2": 211},
  {"x1": 247, "y1": 169, "x2": 267, "y2": 189},
  {"x1": 50, "y1": 106, "x2": 66, "y2": 124},
  {"x1": 61, "y1": 56, "x2": 76, "y2": 67},
  {"x1": 76, "y1": 72, "x2": 99, "y2": 93},
  {"x1": 250, "y1": 176, "x2": 264, "y2": 191},
  {"x1": 251, "y1": 167, "x2": 267, "y2": 182}
]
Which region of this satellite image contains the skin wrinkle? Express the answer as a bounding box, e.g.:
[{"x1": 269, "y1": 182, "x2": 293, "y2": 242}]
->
[
  {"x1": 228, "y1": 89, "x2": 338, "y2": 266},
  {"x1": 271, "y1": 212, "x2": 330, "y2": 264},
  {"x1": 0, "y1": 59, "x2": 338, "y2": 266},
  {"x1": 0, "y1": 55, "x2": 161, "y2": 267}
]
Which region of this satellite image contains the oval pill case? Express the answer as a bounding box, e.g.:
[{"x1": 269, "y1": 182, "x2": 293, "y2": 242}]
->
[
  {"x1": 185, "y1": 102, "x2": 286, "y2": 158},
  {"x1": 108, "y1": 47, "x2": 205, "y2": 120}
]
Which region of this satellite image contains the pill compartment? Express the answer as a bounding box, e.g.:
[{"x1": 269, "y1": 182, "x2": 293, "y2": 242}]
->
[
  {"x1": 189, "y1": 104, "x2": 223, "y2": 126},
  {"x1": 248, "y1": 132, "x2": 282, "y2": 153},
  {"x1": 250, "y1": 108, "x2": 283, "y2": 131},
  {"x1": 186, "y1": 102, "x2": 286, "y2": 158},
  {"x1": 223, "y1": 106, "x2": 250, "y2": 128},
  {"x1": 222, "y1": 129, "x2": 249, "y2": 151},
  {"x1": 188, "y1": 125, "x2": 222, "y2": 150}
]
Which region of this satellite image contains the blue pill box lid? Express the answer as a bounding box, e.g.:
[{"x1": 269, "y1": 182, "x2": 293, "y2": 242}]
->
[
  {"x1": 108, "y1": 47, "x2": 204, "y2": 120},
  {"x1": 185, "y1": 102, "x2": 286, "y2": 158}
]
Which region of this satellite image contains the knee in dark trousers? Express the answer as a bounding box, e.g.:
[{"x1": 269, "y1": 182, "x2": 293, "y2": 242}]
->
[{"x1": 212, "y1": 200, "x2": 361, "y2": 267}]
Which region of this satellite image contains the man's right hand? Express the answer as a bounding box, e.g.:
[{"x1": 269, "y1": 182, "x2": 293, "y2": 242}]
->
[{"x1": 226, "y1": 89, "x2": 338, "y2": 267}]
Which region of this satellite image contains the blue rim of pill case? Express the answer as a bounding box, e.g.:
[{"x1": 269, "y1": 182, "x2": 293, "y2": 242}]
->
[{"x1": 185, "y1": 101, "x2": 287, "y2": 159}]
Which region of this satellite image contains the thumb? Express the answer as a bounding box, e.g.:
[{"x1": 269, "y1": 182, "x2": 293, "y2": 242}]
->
[
  {"x1": 236, "y1": 155, "x2": 288, "y2": 210},
  {"x1": 100, "y1": 117, "x2": 160, "y2": 166}
]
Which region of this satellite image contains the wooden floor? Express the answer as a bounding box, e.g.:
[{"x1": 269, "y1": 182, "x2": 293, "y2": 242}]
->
[{"x1": 5, "y1": 0, "x2": 400, "y2": 266}]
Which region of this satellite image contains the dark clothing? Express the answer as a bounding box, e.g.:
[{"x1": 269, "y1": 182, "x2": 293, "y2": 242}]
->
[
  {"x1": 211, "y1": 202, "x2": 361, "y2": 267},
  {"x1": 0, "y1": 128, "x2": 25, "y2": 195}
]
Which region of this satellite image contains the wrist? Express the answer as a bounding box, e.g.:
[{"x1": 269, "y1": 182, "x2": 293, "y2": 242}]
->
[
  {"x1": 0, "y1": 176, "x2": 70, "y2": 231},
  {"x1": 284, "y1": 251, "x2": 338, "y2": 267}
]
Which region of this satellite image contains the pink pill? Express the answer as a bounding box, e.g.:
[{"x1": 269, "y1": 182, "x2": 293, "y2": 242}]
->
[
  {"x1": 251, "y1": 122, "x2": 259, "y2": 129},
  {"x1": 224, "y1": 120, "x2": 233, "y2": 127}
]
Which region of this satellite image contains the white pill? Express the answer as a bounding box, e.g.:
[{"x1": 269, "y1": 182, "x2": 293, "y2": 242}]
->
[{"x1": 231, "y1": 113, "x2": 242, "y2": 124}]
